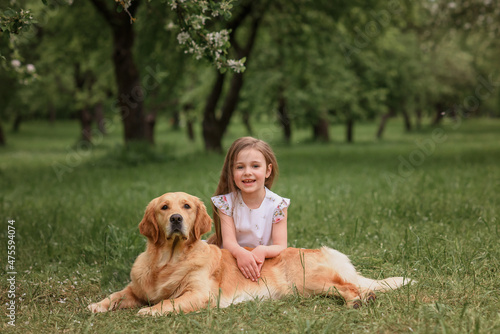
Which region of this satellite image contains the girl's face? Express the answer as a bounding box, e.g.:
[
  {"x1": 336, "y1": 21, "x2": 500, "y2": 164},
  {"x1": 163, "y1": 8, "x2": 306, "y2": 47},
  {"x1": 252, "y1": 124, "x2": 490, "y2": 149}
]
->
[{"x1": 233, "y1": 148, "x2": 272, "y2": 196}]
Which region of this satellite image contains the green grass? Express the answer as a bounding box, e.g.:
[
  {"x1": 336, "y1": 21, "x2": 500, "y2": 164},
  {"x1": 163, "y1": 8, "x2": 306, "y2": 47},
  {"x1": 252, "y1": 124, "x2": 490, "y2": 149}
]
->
[{"x1": 1, "y1": 116, "x2": 499, "y2": 333}]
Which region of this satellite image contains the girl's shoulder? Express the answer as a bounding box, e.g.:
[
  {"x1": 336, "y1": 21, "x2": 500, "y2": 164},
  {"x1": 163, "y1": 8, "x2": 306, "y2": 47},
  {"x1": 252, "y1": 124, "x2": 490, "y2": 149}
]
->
[
  {"x1": 264, "y1": 188, "x2": 290, "y2": 210},
  {"x1": 264, "y1": 188, "x2": 290, "y2": 224}
]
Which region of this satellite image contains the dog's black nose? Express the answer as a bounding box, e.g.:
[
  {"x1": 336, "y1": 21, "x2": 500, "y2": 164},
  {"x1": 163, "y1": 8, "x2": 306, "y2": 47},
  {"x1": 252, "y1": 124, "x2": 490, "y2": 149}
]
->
[{"x1": 170, "y1": 214, "x2": 183, "y2": 224}]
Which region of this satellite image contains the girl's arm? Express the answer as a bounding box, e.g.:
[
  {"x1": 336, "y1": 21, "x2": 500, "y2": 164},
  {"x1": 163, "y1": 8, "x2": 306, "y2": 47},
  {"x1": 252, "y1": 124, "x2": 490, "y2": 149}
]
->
[
  {"x1": 251, "y1": 208, "x2": 288, "y2": 269},
  {"x1": 219, "y1": 211, "x2": 262, "y2": 281}
]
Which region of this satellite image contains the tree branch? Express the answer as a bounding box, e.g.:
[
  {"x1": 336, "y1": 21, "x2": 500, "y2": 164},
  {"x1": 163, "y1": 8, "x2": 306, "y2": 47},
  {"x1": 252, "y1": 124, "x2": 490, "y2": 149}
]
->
[
  {"x1": 227, "y1": 0, "x2": 254, "y2": 54},
  {"x1": 89, "y1": 0, "x2": 141, "y2": 27},
  {"x1": 88, "y1": 0, "x2": 113, "y2": 24}
]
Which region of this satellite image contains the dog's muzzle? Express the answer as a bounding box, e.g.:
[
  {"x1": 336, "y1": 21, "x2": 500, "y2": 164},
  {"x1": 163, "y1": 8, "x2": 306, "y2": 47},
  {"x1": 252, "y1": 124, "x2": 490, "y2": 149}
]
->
[{"x1": 168, "y1": 214, "x2": 186, "y2": 239}]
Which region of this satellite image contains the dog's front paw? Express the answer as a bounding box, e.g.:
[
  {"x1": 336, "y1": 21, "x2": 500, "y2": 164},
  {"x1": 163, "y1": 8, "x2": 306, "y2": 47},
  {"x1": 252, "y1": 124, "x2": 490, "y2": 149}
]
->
[
  {"x1": 88, "y1": 303, "x2": 108, "y2": 313},
  {"x1": 138, "y1": 306, "x2": 160, "y2": 317},
  {"x1": 138, "y1": 305, "x2": 170, "y2": 317}
]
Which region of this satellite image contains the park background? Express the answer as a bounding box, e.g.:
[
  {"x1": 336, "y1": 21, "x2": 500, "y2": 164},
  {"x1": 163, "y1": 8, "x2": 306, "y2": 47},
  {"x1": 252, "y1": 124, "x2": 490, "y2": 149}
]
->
[{"x1": 1, "y1": 1, "x2": 499, "y2": 333}]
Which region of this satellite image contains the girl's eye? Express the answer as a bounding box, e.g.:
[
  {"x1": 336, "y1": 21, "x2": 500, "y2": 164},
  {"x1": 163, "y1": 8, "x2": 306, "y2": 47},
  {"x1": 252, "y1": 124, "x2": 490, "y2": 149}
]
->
[
  {"x1": 184, "y1": 204, "x2": 191, "y2": 209},
  {"x1": 236, "y1": 166, "x2": 243, "y2": 170},
  {"x1": 253, "y1": 165, "x2": 260, "y2": 168},
  {"x1": 161, "y1": 205, "x2": 168, "y2": 210}
]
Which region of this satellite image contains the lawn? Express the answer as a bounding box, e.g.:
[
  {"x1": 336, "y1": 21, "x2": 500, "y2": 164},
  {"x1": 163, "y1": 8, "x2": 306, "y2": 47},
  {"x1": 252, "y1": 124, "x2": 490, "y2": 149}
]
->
[{"x1": 1, "y1": 116, "x2": 499, "y2": 333}]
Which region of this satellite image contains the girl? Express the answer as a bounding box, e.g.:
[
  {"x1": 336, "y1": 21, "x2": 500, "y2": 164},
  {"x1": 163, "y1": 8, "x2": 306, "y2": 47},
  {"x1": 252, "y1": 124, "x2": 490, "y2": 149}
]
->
[{"x1": 209, "y1": 137, "x2": 290, "y2": 282}]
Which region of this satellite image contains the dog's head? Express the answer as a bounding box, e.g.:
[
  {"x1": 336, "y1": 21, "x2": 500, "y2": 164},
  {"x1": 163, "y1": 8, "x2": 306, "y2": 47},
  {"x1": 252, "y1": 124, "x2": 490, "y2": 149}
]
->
[{"x1": 139, "y1": 192, "x2": 212, "y2": 247}]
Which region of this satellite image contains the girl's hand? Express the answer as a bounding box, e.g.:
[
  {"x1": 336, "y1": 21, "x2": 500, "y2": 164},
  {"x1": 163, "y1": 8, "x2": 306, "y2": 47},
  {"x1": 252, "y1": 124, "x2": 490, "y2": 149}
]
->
[
  {"x1": 235, "y1": 248, "x2": 262, "y2": 281},
  {"x1": 251, "y1": 246, "x2": 267, "y2": 273}
]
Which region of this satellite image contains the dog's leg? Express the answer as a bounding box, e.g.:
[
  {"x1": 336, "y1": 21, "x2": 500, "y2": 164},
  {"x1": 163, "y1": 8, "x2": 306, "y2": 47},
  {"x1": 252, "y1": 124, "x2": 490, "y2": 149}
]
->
[
  {"x1": 357, "y1": 276, "x2": 414, "y2": 303},
  {"x1": 328, "y1": 282, "x2": 363, "y2": 309},
  {"x1": 298, "y1": 279, "x2": 362, "y2": 308},
  {"x1": 287, "y1": 248, "x2": 364, "y2": 308},
  {"x1": 137, "y1": 291, "x2": 210, "y2": 316},
  {"x1": 88, "y1": 285, "x2": 143, "y2": 313},
  {"x1": 357, "y1": 283, "x2": 376, "y2": 303}
]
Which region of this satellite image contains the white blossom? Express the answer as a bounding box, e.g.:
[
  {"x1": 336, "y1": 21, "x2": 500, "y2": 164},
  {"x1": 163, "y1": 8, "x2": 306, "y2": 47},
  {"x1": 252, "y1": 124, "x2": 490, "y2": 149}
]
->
[
  {"x1": 186, "y1": 14, "x2": 209, "y2": 30},
  {"x1": 187, "y1": 42, "x2": 207, "y2": 60},
  {"x1": 26, "y1": 64, "x2": 36, "y2": 73},
  {"x1": 11, "y1": 59, "x2": 21, "y2": 68},
  {"x1": 120, "y1": 0, "x2": 133, "y2": 9},
  {"x1": 199, "y1": 1, "x2": 209, "y2": 12},
  {"x1": 207, "y1": 30, "x2": 229, "y2": 48},
  {"x1": 169, "y1": 0, "x2": 245, "y2": 73},
  {"x1": 177, "y1": 31, "x2": 190, "y2": 44},
  {"x1": 227, "y1": 59, "x2": 245, "y2": 73},
  {"x1": 166, "y1": 21, "x2": 176, "y2": 30}
]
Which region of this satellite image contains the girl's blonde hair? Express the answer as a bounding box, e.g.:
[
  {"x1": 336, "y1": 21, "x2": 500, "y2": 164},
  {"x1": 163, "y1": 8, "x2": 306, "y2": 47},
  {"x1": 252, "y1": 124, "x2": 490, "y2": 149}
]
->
[{"x1": 208, "y1": 137, "x2": 279, "y2": 247}]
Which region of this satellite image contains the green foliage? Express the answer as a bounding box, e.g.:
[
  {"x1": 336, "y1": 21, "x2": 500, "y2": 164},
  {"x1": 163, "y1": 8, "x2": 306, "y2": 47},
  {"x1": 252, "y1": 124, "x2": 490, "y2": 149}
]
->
[
  {"x1": 0, "y1": 0, "x2": 114, "y2": 124},
  {"x1": 158, "y1": 0, "x2": 245, "y2": 73},
  {"x1": 1, "y1": 0, "x2": 500, "y2": 147},
  {"x1": 0, "y1": 1, "x2": 36, "y2": 66},
  {"x1": 0, "y1": 7, "x2": 34, "y2": 36}
]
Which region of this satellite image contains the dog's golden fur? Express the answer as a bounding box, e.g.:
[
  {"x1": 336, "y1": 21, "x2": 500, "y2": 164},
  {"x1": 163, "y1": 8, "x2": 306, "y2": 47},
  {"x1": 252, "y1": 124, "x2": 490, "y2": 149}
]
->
[{"x1": 88, "y1": 192, "x2": 411, "y2": 316}]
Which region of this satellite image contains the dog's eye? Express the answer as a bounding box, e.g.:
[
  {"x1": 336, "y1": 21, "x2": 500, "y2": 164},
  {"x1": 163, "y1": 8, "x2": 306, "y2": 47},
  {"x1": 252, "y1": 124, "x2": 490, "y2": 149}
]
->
[
  {"x1": 161, "y1": 205, "x2": 168, "y2": 210},
  {"x1": 184, "y1": 204, "x2": 191, "y2": 209}
]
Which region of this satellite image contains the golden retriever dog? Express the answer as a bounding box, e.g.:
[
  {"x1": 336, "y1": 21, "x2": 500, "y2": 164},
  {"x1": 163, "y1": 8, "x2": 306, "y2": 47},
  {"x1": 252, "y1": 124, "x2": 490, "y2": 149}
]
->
[{"x1": 88, "y1": 192, "x2": 412, "y2": 316}]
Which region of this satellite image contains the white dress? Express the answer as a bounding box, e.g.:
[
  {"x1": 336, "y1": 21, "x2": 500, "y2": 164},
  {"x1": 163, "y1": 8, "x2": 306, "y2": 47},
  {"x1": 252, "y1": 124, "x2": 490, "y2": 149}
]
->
[{"x1": 211, "y1": 188, "x2": 290, "y2": 248}]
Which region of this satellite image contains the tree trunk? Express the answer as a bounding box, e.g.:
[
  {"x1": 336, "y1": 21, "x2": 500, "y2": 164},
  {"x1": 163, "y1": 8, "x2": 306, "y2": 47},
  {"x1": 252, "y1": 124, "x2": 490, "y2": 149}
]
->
[
  {"x1": 376, "y1": 110, "x2": 395, "y2": 139},
  {"x1": 278, "y1": 90, "x2": 291, "y2": 144},
  {"x1": 0, "y1": 122, "x2": 5, "y2": 146},
  {"x1": 12, "y1": 113, "x2": 22, "y2": 133},
  {"x1": 145, "y1": 111, "x2": 156, "y2": 145},
  {"x1": 202, "y1": 72, "x2": 226, "y2": 152},
  {"x1": 449, "y1": 104, "x2": 458, "y2": 119},
  {"x1": 183, "y1": 103, "x2": 195, "y2": 141},
  {"x1": 95, "y1": 102, "x2": 106, "y2": 135},
  {"x1": 202, "y1": 2, "x2": 261, "y2": 151},
  {"x1": 204, "y1": 71, "x2": 249, "y2": 152},
  {"x1": 313, "y1": 117, "x2": 329, "y2": 142},
  {"x1": 171, "y1": 110, "x2": 180, "y2": 130},
  {"x1": 112, "y1": 22, "x2": 146, "y2": 144},
  {"x1": 74, "y1": 63, "x2": 93, "y2": 142},
  {"x1": 346, "y1": 118, "x2": 354, "y2": 143},
  {"x1": 432, "y1": 102, "x2": 446, "y2": 125},
  {"x1": 187, "y1": 120, "x2": 195, "y2": 142},
  {"x1": 415, "y1": 108, "x2": 422, "y2": 130},
  {"x1": 242, "y1": 112, "x2": 253, "y2": 135},
  {"x1": 402, "y1": 110, "x2": 412, "y2": 132},
  {"x1": 49, "y1": 104, "x2": 56, "y2": 124},
  {"x1": 90, "y1": 0, "x2": 148, "y2": 145},
  {"x1": 79, "y1": 107, "x2": 93, "y2": 142}
]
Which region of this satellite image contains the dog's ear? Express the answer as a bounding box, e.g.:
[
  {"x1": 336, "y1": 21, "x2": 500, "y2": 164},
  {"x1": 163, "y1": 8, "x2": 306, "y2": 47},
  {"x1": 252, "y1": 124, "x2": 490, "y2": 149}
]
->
[
  {"x1": 139, "y1": 199, "x2": 163, "y2": 245},
  {"x1": 189, "y1": 198, "x2": 212, "y2": 244}
]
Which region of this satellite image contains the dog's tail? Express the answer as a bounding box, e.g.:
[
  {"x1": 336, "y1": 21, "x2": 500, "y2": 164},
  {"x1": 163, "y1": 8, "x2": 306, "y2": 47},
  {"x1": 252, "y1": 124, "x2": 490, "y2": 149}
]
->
[
  {"x1": 319, "y1": 247, "x2": 415, "y2": 292},
  {"x1": 357, "y1": 276, "x2": 415, "y2": 292}
]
